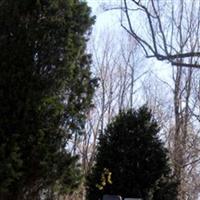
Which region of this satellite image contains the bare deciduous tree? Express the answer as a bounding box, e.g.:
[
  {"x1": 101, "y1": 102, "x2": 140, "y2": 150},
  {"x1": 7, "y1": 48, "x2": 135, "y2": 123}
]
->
[
  {"x1": 121, "y1": 0, "x2": 200, "y2": 68},
  {"x1": 81, "y1": 30, "x2": 145, "y2": 173},
  {"x1": 142, "y1": 67, "x2": 200, "y2": 200}
]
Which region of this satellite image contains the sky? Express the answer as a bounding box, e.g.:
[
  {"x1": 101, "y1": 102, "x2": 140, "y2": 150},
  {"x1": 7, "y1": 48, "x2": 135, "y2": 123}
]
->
[
  {"x1": 86, "y1": 0, "x2": 173, "y2": 86},
  {"x1": 85, "y1": 0, "x2": 174, "y2": 115}
]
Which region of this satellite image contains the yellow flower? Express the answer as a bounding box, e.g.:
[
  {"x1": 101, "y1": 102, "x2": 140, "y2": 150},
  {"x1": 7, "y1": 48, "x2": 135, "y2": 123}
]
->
[
  {"x1": 107, "y1": 172, "x2": 112, "y2": 184},
  {"x1": 96, "y1": 184, "x2": 103, "y2": 190},
  {"x1": 96, "y1": 168, "x2": 112, "y2": 191}
]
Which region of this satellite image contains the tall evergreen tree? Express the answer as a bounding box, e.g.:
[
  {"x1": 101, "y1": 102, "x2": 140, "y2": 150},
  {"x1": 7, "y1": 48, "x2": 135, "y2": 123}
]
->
[
  {"x1": 86, "y1": 106, "x2": 177, "y2": 200},
  {"x1": 0, "y1": 0, "x2": 96, "y2": 199}
]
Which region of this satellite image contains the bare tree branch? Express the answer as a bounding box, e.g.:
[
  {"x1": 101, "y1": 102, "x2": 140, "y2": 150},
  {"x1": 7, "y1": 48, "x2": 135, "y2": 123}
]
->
[{"x1": 121, "y1": 0, "x2": 200, "y2": 68}]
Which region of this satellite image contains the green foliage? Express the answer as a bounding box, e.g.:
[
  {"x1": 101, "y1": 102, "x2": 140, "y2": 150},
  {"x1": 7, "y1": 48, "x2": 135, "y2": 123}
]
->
[
  {"x1": 86, "y1": 106, "x2": 177, "y2": 200},
  {"x1": 0, "y1": 0, "x2": 96, "y2": 199}
]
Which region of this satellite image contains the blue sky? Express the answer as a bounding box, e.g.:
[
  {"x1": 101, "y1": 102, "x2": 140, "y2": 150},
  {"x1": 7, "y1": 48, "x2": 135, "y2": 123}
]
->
[{"x1": 86, "y1": 0, "x2": 172, "y2": 85}]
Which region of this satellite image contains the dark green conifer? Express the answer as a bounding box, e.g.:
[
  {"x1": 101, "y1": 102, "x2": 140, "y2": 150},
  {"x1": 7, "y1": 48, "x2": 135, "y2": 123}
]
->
[
  {"x1": 0, "y1": 0, "x2": 96, "y2": 199},
  {"x1": 86, "y1": 106, "x2": 177, "y2": 200}
]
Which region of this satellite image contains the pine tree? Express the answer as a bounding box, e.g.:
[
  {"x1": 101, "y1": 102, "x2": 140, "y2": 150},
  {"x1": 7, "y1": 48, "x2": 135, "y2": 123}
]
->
[
  {"x1": 86, "y1": 106, "x2": 177, "y2": 200},
  {"x1": 0, "y1": 0, "x2": 96, "y2": 199}
]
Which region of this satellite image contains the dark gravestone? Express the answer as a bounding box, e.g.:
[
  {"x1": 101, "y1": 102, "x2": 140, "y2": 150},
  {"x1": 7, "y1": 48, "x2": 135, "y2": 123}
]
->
[
  {"x1": 103, "y1": 194, "x2": 122, "y2": 200},
  {"x1": 124, "y1": 198, "x2": 142, "y2": 200}
]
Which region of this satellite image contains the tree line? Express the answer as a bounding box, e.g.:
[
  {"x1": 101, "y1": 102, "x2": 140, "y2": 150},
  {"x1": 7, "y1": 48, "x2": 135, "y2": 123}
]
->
[{"x1": 1, "y1": 0, "x2": 200, "y2": 200}]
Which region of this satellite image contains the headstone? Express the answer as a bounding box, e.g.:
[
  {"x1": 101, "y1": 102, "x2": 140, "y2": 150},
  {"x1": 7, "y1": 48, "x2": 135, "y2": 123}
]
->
[{"x1": 103, "y1": 194, "x2": 122, "y2": 200}]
